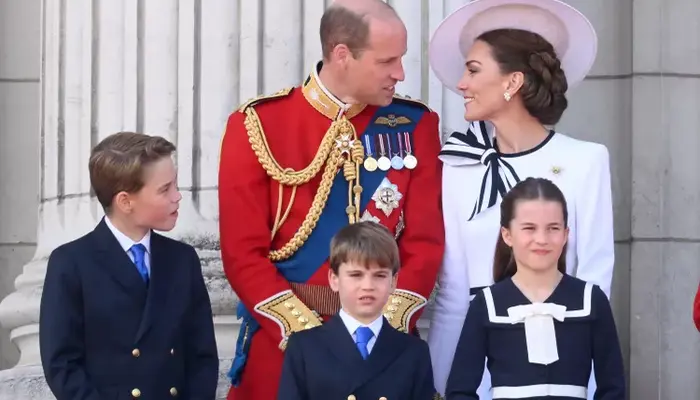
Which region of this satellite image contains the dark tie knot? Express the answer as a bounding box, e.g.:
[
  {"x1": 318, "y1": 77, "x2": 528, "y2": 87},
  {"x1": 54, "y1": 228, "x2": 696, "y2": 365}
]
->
[{"x1": 480, "y1": 148, "x2": 498, "y2": 166}]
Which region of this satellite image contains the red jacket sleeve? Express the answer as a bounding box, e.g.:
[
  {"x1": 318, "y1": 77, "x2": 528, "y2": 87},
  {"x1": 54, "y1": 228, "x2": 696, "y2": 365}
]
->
[
  {"x1": 693, "y1": 283, "x2": 700, "y2": 332},
  {"x1": 389, "y1": 110, "x2": 445, "y2": 332},
  {"x1": 218, "y1": 109, "x2": 322, "y2": 350}
]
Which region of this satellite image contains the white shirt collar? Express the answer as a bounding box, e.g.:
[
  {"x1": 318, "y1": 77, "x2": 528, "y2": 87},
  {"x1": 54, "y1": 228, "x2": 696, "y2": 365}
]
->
[
  {"x1": 338, "y1": 308, "x2": 384, "y2": 339},
  {"x1": 104, "y1": 216, "x2": 151, "y2": 255}
]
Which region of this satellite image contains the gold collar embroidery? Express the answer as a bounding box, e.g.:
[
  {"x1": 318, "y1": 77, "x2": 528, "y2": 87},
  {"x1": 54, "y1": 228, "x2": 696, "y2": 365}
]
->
[{"x1": 302, "y1": 62, "x2": 367, "y2": 120}]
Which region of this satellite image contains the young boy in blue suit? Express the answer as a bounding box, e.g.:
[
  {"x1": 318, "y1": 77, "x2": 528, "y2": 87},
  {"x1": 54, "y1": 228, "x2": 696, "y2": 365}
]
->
[
  {"x1": 39, "y1": 132, "x2": 218, "y2": 400},
  {"x1": 277, "y1": 221, "x2": 438, "y2": 400}
]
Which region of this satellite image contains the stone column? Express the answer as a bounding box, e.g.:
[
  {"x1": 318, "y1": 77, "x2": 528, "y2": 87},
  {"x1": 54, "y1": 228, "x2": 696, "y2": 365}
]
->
[{"x1": 630, "y1": 0, "x2": 700, "y2": 398}]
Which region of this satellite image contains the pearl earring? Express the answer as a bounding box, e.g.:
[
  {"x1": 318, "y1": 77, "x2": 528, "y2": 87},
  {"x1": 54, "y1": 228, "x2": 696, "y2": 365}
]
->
[{"x1": 504, "y1": 92, "x2": 511, "y2": 102}]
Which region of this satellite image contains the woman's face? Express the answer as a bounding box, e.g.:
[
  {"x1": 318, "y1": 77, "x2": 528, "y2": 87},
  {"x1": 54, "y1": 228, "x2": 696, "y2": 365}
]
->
[
  {"x1": 456, "y1": 40, "x2": 512, "y2": 121},
  {"x1": 500, "y1": 199, "x2": 568, "y2": 274}
]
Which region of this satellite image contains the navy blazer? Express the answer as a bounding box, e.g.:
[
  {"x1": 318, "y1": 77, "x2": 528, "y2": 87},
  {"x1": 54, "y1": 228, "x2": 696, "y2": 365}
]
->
[
  {"x1": 278, "y1": 313, "x2": 437, "y2": 400},
  {"x1": 39, "y1": 218, "x2": 218, "y2": 400}
]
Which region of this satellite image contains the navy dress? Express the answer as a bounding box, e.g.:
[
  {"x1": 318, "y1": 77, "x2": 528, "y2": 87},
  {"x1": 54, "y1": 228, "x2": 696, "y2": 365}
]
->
[{"x1": 445, "y1": 274, "x2": 625, "y2": 400}]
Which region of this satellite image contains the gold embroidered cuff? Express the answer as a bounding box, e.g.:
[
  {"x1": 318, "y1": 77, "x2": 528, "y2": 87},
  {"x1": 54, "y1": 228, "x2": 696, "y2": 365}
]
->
[
  {"x1": 254, "y1": 290, "x2": 323, "y2": 350},
  {"x1": 382, "y1": 289, "x2": 427, "y2": 333}
]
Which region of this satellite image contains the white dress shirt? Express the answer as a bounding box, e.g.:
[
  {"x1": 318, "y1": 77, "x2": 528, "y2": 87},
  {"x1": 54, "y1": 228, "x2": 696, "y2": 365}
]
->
[
  {"x1": 104, "y1": 216, "x2": 152, "y2": 274},
  {"x1": 338, "y1": 309, "x2": 384, "y2": 355}
]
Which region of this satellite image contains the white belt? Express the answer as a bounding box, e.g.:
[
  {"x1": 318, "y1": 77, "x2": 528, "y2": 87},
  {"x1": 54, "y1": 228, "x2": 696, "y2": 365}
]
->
[{"x1": 492, "y1": 384, "x2": 587, "y2": 398}]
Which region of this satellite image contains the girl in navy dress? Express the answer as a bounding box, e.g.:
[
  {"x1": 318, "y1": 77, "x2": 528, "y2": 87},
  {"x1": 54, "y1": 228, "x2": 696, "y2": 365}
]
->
[{"x1": 445, "y1": 177, "x2": 625, "y2": 400}]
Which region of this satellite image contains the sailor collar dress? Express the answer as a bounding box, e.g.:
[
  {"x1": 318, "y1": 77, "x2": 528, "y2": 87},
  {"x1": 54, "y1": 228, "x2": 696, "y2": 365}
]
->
[
  {"x1": 445, "y1": 274, "x2": 626, "y2": 399},
  {"x1": 427, "y1": 121, "x2": 616, "y2": 395}
]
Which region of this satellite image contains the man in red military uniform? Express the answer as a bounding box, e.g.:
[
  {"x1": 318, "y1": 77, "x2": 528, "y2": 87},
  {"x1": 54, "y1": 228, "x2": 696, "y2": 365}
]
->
[{"x1": 218, "y1": 1, "x2": 445, "y2": 399}]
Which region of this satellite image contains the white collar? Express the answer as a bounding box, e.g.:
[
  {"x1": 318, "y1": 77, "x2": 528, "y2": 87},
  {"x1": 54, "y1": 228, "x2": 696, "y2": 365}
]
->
[
  {"x1": 338, "y1": 308, "x2": 384, "y2": 339},
  {"x1": 104, "y1": 216, "x2": 151, "y2": 255}
]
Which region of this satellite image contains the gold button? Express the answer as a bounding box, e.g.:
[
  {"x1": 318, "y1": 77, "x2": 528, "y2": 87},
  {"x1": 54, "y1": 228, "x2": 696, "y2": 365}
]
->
[
  {"x1": 170, "y1": 348, "x2": 174, "y2": 355},
  {"x1": 132, "y1": 348, "x2": 140, "y2": 357},
  {"x1": 380, "y1": 397, "x2": 388, "y2": 400},
  {"x1": 347, "y1": 395, "x2": 356, "y2": 400},
  {"x1": 131, "y1": 388, "x2": 141, "y2": 397},
  {"x1": 170, "y1": 387, "x2": 178, "y2": 396}
]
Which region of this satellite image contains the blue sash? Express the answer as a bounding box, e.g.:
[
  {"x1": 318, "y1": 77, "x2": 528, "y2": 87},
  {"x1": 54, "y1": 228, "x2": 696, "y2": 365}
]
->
[{"x1": 228, "y1": 101, "x2": 424, "y2": 385}]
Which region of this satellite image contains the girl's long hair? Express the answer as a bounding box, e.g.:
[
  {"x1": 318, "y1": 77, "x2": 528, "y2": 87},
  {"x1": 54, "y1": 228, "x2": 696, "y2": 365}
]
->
[{"x1": 493, "y1": 177, "x2": 569, "y2": 283}]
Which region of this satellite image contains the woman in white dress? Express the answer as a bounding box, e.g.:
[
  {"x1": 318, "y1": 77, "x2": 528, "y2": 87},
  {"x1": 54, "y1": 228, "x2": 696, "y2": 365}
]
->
[{"x1": 426, "y1": 0, "x2": 615, "y2": 399}]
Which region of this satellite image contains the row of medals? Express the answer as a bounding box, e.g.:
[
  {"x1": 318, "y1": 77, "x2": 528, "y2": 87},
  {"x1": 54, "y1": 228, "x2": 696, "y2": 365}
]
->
[{"x1": 362, "y1": 132, "x2": 418, "y2": 172}]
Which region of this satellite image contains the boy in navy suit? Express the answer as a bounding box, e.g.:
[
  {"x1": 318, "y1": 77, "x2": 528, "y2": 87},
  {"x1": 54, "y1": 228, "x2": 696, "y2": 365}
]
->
[
  {"x1": 39, "y1": 132, "x2": 218, "y2": 399},
  {"x1": 277, "y1": 221, "x2": 438, "y2": 400}
]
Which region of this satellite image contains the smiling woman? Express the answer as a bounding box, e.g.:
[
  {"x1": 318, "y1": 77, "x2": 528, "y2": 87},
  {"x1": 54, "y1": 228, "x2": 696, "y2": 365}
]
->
[{"x1": 425, "y1": 0, "x2": 617, "y2": 399}]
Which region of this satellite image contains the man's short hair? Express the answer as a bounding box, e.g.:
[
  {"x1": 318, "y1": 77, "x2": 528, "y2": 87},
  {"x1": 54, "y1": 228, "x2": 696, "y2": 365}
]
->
[
  {"x1": 88, "y1": 132, "x2": 176, "y2": 212},
  {"x1": 329, "y1": 221, "x2": 400, "y2": 275},
  {"x1": 319, "y1": 2, "x2": 396, "y2": 59}
]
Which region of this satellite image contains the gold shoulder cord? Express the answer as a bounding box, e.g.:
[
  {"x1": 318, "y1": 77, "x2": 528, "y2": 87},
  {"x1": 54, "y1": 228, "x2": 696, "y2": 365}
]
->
[{"x1": 244, "y1": 107, "x2": 363, "y2": 262}]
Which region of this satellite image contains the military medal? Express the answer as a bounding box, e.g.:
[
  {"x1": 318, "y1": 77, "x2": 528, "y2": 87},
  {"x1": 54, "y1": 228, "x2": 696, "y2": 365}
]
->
[
  {"x1": 362, "y1": 135, "x2": 378, "y2": 172},
  {"x1": 377, "y1": 135, "x2": 391, "y2": 171},
  {"x1": 402, "y1": 131, "x2": 418, "y2": 170},
  {"x1": 386, "y1": 133, "x2": 403, "y2": 171}
]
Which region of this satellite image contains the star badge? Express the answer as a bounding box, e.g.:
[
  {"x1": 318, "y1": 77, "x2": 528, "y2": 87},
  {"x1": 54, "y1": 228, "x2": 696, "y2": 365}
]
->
[
  {"x1": 335, "y1": 134, "x2": 355, "y2": 155},
  {"x1": 372, "y1": 178, "x2": 403, "y2": 216}
]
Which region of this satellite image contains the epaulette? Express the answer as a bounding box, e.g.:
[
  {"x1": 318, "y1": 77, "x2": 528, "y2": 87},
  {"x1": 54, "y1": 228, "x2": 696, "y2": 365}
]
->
[
  {"x1": 237, "y1": 87, "x2": 293, "y2": 113},
  {"x1": 392, "y1": 93, "x2": 433, "y2": 112}
]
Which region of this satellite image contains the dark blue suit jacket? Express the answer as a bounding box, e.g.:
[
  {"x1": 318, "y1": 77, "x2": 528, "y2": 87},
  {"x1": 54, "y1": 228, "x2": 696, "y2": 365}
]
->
[
  {"x1": 278, "y1": 313, "x2": 438, "y2": 400},
  {"x1": 39, "y1": 218, "x2": 219, "y2": 400}
]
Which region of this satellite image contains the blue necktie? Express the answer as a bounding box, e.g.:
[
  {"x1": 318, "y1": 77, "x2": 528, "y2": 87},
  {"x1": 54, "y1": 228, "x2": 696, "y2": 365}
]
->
[
  {"x1": 355, "y1": 326, "x2": 374, "y2": 360},
  {"x1": 129, "y1": 244, "x2": 149, "y2": 284}
]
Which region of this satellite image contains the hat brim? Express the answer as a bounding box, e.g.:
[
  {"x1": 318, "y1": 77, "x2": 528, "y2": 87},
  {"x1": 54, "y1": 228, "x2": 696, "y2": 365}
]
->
[{"x1": 429, "y1": 0, "x2": 597, "y2": 95}]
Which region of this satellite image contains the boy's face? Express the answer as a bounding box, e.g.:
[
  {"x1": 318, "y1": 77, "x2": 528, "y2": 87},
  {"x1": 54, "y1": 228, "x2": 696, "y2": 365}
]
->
[
  {"x1": 329, "y1": 260, "x2": 397, "y2": 324},
  {"x1": 119, "y1": 156, "x2": 182, "y2": 232}
]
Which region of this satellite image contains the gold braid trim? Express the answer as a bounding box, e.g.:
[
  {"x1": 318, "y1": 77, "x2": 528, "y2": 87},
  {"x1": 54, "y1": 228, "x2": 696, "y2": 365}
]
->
[
  {"x1": 244, "y1": 107, "x2": 363, "y2": 261},
  {"x1": 245, "y1": 107, "x2": 337, "y2": 186}
]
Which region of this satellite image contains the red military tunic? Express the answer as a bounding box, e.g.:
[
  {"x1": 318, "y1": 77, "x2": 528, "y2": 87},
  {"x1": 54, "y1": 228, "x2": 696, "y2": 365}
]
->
[
  {"x1": 218, "y1": 64, "x2": 445, "y2": 400},
  {"x1": 694, "y1": 283, "x2": 700, "y2": 332}
]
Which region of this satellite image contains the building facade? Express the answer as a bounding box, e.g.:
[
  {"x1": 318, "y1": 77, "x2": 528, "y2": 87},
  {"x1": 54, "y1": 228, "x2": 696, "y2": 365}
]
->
[{"x1": 0, "y1": 0, "x2": 699, "y2": 398}]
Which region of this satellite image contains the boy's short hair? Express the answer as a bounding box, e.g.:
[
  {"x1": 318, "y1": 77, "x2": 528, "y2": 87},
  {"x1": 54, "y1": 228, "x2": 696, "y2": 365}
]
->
[
  {"x1": 89, "y1": 132, "x2": 176, "y2": 212},
  {"x1": 329, "y1": 221, "x2": 400, "y2": 275}
]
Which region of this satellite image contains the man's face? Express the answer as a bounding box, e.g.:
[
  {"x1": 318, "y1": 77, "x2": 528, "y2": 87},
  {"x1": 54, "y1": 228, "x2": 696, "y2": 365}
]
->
[{"x1": 346, "y1": 18, "x2": 407, "y2": 106}]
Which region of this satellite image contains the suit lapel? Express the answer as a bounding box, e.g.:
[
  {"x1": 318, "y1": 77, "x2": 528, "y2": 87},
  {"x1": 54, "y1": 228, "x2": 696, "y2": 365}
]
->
[
  {"x1": 134, "y1": 232, "x2": 176, "y2": 342},
  {"x1": 349, "y1": 318, "x2": 410, "y2": 392},
  {"x1": 91, "y1": 219, "x2": 148, "y2": 296},
  {"x1": 321, "y1": 315, "x2": 366, "y2": 367}
]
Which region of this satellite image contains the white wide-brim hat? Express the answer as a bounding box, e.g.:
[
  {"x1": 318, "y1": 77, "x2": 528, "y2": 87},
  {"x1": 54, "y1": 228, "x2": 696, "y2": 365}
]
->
[{"x1": 429, "y1": 0, "x2": 597, "y2": 95}]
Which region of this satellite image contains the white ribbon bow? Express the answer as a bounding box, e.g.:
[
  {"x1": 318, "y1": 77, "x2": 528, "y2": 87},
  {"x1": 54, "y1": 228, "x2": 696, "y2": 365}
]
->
[{"x1": 507, "y1": 303, "x2": 567, "y2": 365}]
